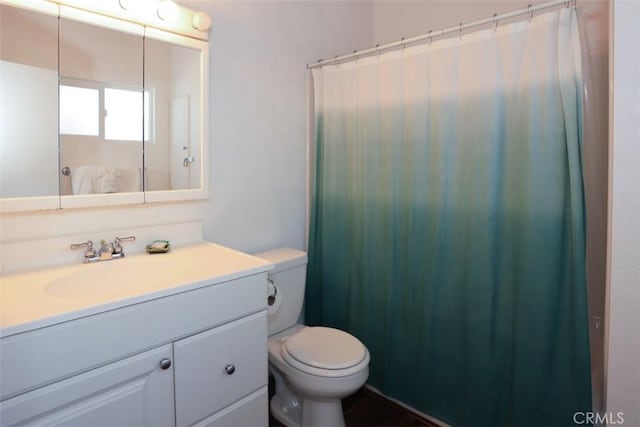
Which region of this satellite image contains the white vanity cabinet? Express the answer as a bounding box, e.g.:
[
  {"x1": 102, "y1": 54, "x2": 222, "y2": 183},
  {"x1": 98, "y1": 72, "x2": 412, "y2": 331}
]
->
[
  {"x1": 0, "y1": 269, "x2": 269, "y2": 427},
  {"x1": 0, "y1": 344, "x2": 176, "y2": 426}
]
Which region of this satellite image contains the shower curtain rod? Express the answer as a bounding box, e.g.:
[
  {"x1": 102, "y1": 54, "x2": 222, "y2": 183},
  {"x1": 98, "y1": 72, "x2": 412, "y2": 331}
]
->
[{"x1": 307, "y1": 0, "x2": 574, "y2": 69}]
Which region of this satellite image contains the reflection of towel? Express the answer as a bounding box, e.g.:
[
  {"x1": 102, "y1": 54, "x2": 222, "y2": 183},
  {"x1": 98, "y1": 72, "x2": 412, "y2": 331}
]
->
[
  {"x1": 70, "y1": 166, "x2": 139, "y2": 194},
  {"x1": 71, "y1": 166, "x2": 99, "y2": 194},
  {"x1": 100, "y1": 177, "x2": 119, "y2": 193},
  {"x1": 97, "y1": 167, "x2": 121, "y2": 193}
]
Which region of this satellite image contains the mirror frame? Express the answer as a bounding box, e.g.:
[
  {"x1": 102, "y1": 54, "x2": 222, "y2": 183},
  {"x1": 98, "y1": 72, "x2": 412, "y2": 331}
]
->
[{"x1": 0, "y1": 0, "x2": 209, "y2": 213}]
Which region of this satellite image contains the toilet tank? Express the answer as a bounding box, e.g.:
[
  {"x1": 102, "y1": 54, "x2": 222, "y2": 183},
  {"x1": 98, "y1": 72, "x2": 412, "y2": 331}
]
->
[{"x1": 254, "y1": 248, "x2": 308, "y2": 335}]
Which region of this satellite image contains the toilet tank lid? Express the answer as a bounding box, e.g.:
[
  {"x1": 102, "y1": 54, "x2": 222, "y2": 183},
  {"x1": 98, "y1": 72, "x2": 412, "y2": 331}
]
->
[{"x1": 253, "y1": 248, "x2": 308, "y2": 273}]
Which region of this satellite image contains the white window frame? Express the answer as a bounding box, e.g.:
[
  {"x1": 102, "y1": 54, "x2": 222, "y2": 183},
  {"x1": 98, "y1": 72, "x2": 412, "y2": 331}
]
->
[{"x1": 59, "y1": 77, "x2": 155, "y2": 144}]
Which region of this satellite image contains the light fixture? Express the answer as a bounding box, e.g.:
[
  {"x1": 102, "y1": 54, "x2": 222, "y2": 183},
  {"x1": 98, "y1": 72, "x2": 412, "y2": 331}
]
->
[
  {"x1": 157, "y1": 0, "x2": 179, "y2": 22},
  {"x1": 191, "y1": 11, "x2": 211, "y2": 31}
]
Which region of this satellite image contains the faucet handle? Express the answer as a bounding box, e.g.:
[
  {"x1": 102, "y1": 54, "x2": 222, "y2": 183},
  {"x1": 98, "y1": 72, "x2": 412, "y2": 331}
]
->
[
  {"x1": 113, "y1": 236, "x2": 136, "y2": 254},
  {"x1": 70, "y1": 240, "x2": 96, "y2": 258}
]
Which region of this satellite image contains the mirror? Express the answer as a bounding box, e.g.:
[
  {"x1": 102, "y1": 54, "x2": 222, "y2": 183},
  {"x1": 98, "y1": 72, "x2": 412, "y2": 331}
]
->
[
  {"x1": 144, "y1": 31, "x2": 203, "y2": 193},
  {"x1": 0, "y1": 4, "x2": 59, "y2": 206},
  {"x1": 0, "y1": 2, "x2": 208, "y2": 212},
  {"x1": 59, "y1": 14, "x2": 144, "y2": 203}
]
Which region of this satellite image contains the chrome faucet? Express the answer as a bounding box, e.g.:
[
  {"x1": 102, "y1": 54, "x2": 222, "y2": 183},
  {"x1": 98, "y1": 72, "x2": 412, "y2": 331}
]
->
[
  {"x1": 70, "y1": 240, "x2": 97, "y2": 263},
  {"x1": 98, "y1": 240, "x2": 115, "y2": 261},
  {"x1": 113, "y1": 236, "x2": 136, "y2": 256},
  {"x1": 71, "y1": 236, "x2": 136, "y2": 263}
]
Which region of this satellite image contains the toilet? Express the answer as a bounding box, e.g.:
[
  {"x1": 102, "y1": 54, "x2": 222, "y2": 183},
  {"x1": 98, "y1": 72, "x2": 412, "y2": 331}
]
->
[{"x1": 255, "y1": 248, "x2": 370, "y2": 427}]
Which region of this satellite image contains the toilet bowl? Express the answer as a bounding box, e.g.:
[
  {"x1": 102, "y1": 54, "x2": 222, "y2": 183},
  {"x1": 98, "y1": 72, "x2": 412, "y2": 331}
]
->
[
  {"x1": 268, "y1": 325, "x2": 370, "y2": 427},
  {"x1": 255, "y1": 249, "x2": 370, "y2": 427}
]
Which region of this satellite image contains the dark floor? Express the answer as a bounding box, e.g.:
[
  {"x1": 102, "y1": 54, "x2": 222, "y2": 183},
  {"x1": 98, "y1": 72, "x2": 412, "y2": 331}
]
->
[{"x1": 269, "y1": 386, "x2": 439, "y2": 427}]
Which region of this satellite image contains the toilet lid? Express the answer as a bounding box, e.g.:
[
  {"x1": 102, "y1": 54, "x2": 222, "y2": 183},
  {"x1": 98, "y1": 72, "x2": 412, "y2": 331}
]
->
[{"x1": 283, "y1": 327, "x2": 367, "y2": 370}]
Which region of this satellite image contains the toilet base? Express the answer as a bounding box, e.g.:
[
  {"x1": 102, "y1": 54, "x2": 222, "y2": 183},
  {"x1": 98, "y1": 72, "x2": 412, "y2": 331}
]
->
[
  {"x1": 301, "y1": 398, "x2": 346, "y2": 427},
  {"x1": 271, "y1": 393, "x2": 302, "y2": 427},
  {"x1": 270, "y1": 393, "x2": 346, "y2": 427},
  {"x1": 270, "y1": 365, "x2": 347, "y2": 427}
]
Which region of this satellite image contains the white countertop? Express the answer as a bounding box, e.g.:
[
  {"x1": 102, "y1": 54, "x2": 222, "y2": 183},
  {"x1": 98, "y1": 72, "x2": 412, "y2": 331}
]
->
[{"x1": 0, "y1": 242, "x2": 273, "y2": 338}]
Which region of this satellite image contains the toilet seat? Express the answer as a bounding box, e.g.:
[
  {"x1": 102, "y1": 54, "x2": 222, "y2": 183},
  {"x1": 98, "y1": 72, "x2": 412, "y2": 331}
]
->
[{"x1": 281, "y1": 327, "x2": 369, "y2": 377}]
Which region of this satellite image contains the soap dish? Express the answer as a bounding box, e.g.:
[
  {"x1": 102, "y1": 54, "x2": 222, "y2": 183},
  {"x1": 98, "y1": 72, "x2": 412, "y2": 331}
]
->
[{"x1": 146, "y1": 240, "x2": 170, "y2": 254}]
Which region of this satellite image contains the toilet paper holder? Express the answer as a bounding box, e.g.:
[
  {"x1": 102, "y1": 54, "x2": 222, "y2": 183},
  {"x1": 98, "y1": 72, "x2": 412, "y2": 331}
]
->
[{"x1": 267, "y1": 278, "x2": 277, "y2": 306}]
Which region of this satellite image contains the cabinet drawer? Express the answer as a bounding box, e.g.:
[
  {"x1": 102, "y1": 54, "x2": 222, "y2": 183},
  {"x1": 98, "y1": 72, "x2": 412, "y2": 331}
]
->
[
  {"x1": 193, "y1": 387, "x2": 267, "y2": 427},
  {"x1": 174, "y1": 312, "x2": 267, "y2": 427},
  {"x1": 0, "y1": 344, "x2": 174, "y2": 427}
]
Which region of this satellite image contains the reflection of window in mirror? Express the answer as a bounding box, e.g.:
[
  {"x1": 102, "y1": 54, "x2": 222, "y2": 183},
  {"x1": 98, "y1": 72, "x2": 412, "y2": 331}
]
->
[
  {"x1": 59, "y1": 85, "x2": 99, "y2": 136},
  {"x1": 105, "y1": 88, "x2": 152, "y2": 142},
  {"x1": 59, "y1": 80, "x2": 153, "y2": 143}
]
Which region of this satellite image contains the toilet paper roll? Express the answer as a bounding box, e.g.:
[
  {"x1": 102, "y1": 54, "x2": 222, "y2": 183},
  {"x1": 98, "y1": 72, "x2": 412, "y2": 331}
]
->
[{"x1": 266, "y1": 281, "x2": 281, "y2": 315}]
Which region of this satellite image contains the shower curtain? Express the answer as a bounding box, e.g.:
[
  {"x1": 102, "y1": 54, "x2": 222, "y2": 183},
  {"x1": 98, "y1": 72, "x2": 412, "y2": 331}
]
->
[{"x1": 306, "y1": 8, "x2": 591, "y2": 426}]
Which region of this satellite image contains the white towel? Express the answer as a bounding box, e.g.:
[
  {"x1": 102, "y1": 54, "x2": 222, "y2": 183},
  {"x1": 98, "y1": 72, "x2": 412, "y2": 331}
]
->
[
  {"x1": 70, "y1": 166, "x2": 140, "y2": 194},
  {"x1": 97, "y1": 167, "x2": 121, "y2": 193},
  {"x1": 100, "y1": 176, "x2": 119, "y2": 193},
  {"x1": 71, "y1": 166, "x2": 100, "y2": 194}
]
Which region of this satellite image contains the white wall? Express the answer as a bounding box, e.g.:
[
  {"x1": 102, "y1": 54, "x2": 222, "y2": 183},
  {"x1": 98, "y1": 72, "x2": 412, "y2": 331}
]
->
[
  {"x1": 0, "y1": 1, "x2": 371, "y2": 256},
  {"x1": 606, "y1": 0, "x2": 640, "y2": 425},
  {"x1": 183, "y1": 0, "x2": 372, "y2": 252}
]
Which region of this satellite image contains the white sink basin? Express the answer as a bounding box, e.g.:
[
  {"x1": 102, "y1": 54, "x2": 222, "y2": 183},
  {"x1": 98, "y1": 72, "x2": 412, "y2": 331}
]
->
[
  {"x1": 44, "y1": 257, "x2": 194, "y2": 299},
  {"x1": 1, "y1": 242, "x2": 273, "y2": 338}
]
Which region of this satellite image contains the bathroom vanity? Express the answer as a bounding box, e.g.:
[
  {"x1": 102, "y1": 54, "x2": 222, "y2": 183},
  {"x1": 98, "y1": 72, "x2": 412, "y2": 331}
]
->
[{"x1": 0, "y1": 243, "x2": 272, "y2": 427}]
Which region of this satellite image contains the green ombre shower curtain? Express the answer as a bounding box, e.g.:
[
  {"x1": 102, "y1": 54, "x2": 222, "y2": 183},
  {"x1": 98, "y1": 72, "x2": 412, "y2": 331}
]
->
[{"x1": 306, "y1": 8, "x2": 591, "y2": 427}]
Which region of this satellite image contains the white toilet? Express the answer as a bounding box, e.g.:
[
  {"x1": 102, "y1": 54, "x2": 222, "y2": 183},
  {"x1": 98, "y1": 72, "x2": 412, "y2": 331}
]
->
[{"x1": 255, "y1": 248, "x2": 370, "y2": 427}]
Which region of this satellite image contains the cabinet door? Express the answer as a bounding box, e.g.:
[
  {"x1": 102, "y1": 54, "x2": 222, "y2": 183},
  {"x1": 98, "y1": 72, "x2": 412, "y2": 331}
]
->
[
  {"x1": 193, "y1": 387, "x2": 267, "y2": 427},
  {"x1": 0, "y1": 344, "x2": 174, "y2": 427},
  {"x1": 174, "y1": 311, "x2": 267, "y2": 427}
]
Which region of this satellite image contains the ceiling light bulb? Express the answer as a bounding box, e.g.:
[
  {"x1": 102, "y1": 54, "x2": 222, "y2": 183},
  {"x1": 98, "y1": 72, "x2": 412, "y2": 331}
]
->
[
  {"x1": 157, "y1": 0, "x2": 179, "y2": 22},
  {"x1": 191, "y1": 12, "x2": 211, "y2": 31}
]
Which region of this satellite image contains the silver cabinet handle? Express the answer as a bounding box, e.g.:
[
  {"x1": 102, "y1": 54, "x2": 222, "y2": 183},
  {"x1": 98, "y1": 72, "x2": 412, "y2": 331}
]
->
[
  {"x1": 159, "y1": 358, "x2": 172, "y2": 370},
  {"x1": 224, "y1": 364, "x2": 236, "y2": 375}
]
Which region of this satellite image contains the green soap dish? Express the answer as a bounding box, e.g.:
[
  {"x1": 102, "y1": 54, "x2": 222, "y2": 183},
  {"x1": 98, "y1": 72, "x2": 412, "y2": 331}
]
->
[{"x1": 146, "y1": 240, "x2": 170, "y2": 254}]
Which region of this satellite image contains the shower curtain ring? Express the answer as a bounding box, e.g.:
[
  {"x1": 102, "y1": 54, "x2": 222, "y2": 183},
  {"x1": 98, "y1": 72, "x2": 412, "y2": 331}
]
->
[
  {"x1": 375, "y1": 44, "x2": 381, "y2": 58},
  {"x1": 493, "y1": 13, "x2": 499, "y2": 31},
  {"x1": 459, "y1": 22, "x2": 463, "y2": 39},
  {"x1": 528, "y1": 4, "x2": 534, "y2": 22},
  {"x1": 353, "y1": 50, "x2": 358, "y2": 62},
  {"x1": 400, "y1": 37, "x2": 406, "y2": 52},
  {"x1": 428, "y1": 30, "x2": 433, "y2": 45}
]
